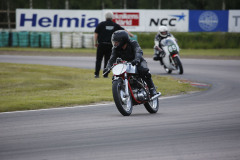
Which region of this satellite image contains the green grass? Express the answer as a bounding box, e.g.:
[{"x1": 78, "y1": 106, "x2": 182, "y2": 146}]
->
[
  {"x1": 179, "y1": 49, "x2": 240, "y2": 58},
  {"x1": 1, "y1": 47, "x2": 240, "y2": 59},
  {"x1": 0, "y1": 47, "x2": 97, "y2": 56},
  {"x1": 135, "y1": 32, "x2": 240, "y2": 49},
  {"x1": 0, "y1": 47, "x2": 96, "y2": 53},
  {"x1": 142, "y1": 48, "x2": 240, "y2": 58},
  {"x1": 0, "y1": 63, "x2": 202, "y2": 112}
]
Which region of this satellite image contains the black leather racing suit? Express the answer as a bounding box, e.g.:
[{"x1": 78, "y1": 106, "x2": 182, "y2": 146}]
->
[{"x1": 106, "y1": 40, "x2": 156, "y2": 93}]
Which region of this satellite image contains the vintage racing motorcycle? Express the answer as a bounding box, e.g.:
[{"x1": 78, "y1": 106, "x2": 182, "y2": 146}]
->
[
  {"x1": 156, "y1": 37, "x2": 184, "y2": 74},
  {"x1": 104, "y1": 58, "x2": 161, "y2": 116}
]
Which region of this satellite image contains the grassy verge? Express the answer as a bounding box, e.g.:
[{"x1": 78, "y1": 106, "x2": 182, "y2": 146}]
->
[
  {"x1": 0, "y1": 63, "x2": 203, "y2": 112},
  {"x1": 135, "y1": 32, "x2": 240, "y2": 49},
  {"x1": 0, "y1": 47, "x2": 96, "y2": 53},
  {"x1": 1, "y1": 47, "x2": 240, "y2": 59},
  {"x1": 143, "y1": 48, "x2": 240, "y2": 59}
]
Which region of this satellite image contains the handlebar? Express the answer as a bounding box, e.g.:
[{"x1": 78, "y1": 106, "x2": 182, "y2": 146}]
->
[
  {"x1": 103, "y1": 69, "x2": 110, "y2": 76},
  {"x1": 102, "y1": 58, "x2": 137, "y2": 76},
  {"x1": 102, "y1": 65, "x2": 114, "y2": 76}
]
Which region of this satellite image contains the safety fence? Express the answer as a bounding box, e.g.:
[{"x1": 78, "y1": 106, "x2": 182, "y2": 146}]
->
[
  {"x1": 0, "y1": 30, "x2": 138, "y2": 48},
  {"x1": 0, "y1": 31, "x2": 95, "y2": 48}
]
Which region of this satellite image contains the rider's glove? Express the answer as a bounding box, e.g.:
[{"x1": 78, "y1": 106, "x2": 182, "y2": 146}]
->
[
  {"x1": 103, "y1": 67, "x2": 110, "y2": 75},
  {"x1": 131, "y1": 58, "x2": 140, "y2": 66},
  {"x1": 154, "y1": 45, "x2": 162, "y2": 52}
]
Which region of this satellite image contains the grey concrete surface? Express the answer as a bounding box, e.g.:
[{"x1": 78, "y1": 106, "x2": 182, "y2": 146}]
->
[{"x1": 0, "y1": 55, "x2": 240, "y2": 160}]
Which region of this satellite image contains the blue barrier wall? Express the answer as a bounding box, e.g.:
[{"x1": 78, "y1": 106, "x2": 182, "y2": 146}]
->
[{"x1": 189, "y1": 10, "x2": 229, "y2": 32}]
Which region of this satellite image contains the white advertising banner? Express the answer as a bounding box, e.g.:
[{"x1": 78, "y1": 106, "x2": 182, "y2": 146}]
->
[
  {"x1": 108, "y1": 9, "x2": 145, "y2": 32},
  {"x1": 228, "y1": 10, "x2": 240, "y2": 32},
  {"x1": 16, "y1": 9, "x2": 189, "y2": 32},
  {"x1": 144, "y1": 10, "x2": 189, "y2": 32},
  {"x1": 16, "y1": 9, "x2": 102, "y2": 32}
]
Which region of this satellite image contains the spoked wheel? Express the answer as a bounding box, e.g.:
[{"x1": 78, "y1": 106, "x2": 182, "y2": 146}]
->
[
  {"x1": 163, "y1": 64, "x2": 172, "y2": 74},
  {"x1": 144, "y1": 97, "x2": 159, "y2": 114},
  {"x1": 112, "y1": 79, "x2": 133, "y2": 116},
  {"x1": 173, "y1": 56, "x2": 184, "y2": 74}
]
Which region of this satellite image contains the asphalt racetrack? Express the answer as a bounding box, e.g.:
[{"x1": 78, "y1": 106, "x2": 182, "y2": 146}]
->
[{"x1": 0, "y1": 55, "x2": 240, "y2": 160}]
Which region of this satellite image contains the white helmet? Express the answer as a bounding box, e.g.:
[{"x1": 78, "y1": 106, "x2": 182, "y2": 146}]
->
[
  {"x1": 105, "y1": 10, "x2": 113, "y2": 20},
  {"x1": 158, "y1": 26, "x2": 168, "y2": 37}
]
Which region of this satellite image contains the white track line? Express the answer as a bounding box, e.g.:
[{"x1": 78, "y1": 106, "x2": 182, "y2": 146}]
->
[{"x1": 0, "y1": 95, "x2": 181, "y2": 115}]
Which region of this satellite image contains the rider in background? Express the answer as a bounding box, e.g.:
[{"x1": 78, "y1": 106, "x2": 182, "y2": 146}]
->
[
  {"x1": 104, "y1": 30, "x2": 158, "y2": 97},
  {"x1": 153, "y1": 26, "x2": 176, "y2": 65}
]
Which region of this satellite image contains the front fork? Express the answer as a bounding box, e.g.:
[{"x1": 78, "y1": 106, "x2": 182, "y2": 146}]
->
[
  {"x1": 124, "y1": 73, "x2": 130, "y2": 98},
  {"x1": 170, "y1": 54, "x2": 178, "y2": 67}
]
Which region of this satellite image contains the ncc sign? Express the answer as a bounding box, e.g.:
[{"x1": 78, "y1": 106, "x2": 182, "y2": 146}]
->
[
  {"x1": 145, "y1": 10, "x2": 188, "y2": 32},
  {"x1": 16, "y1": 9, "x2": 240, "y2": 32}
]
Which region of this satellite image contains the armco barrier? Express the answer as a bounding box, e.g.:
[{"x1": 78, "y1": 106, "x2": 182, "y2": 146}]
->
[
  {"x1": 30, "y1": 32, "x2": 40, "y2": 47},
  {"x1": 51, "y1": 32, "x2": 61, "y2": 48},
  {"x1": 0, "y1": 32, "x2": 3, "y2": 47},
  {"x1": 18, "y1": 31, "x2": 29, "y2": 47},
  {"x1": 0, "y1": 31, "x2": 89, "y2": 48},
  {"x1": 72, "y1": 32, "x2": 82, "y2": 48},
  {"x1": 0, "y1": 31, "x2": 9, "y2": 47},
  {"x1": 62, "y1": 32, "x2": 72, "y2": 48},
  {"x1": 82, "y1": 34, "x2": 94, "y2": 48},
  {"x1": 40, "y1": 32, "x2": 51, "y2": 48},
  {"x1": 11, "y1": 31, "x2": 19, "y2": 47}
]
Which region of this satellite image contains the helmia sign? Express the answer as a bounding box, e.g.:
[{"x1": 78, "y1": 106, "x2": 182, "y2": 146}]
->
[{"x1": 113, "y1": 12, "x2": 139, "y2": 26}]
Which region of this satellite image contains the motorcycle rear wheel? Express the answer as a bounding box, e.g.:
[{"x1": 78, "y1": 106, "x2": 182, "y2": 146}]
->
[
  {"x1": 144, "y1": 98, "x2": 159, "y2": 114},
  {"x1": 112, "y1": 79, "x2": 133, "y2": 116}
]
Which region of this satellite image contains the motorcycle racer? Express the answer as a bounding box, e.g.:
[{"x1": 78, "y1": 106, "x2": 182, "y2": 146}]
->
[
  {"x1": 104, "y1": 30, "x2": 157, "y2": 97},
  {"x1": 153, "y1": 26, "x2": 176, "y2": 65}
]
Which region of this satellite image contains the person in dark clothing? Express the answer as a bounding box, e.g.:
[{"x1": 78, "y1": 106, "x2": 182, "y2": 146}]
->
[
  {"x1": 104, "y1": 30, "x2": 157, "y2": 97},
  {"x1": 94, "y1": 10, "x2": 133, "y2": 78}
]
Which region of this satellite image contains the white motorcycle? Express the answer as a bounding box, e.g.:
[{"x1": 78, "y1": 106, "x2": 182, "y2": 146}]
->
[{"x1": 156, "y1": 37, "x2": 184, "y2": 74}]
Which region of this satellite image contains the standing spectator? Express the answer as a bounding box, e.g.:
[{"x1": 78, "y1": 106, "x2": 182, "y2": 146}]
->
[{"x1": 94, "y1": 10, "x2": 133, "y2": 78}]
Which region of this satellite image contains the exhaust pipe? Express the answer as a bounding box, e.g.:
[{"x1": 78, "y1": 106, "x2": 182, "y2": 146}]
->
[{"x1": 150, "y1": 92, "x2": 161, "y2": 101}]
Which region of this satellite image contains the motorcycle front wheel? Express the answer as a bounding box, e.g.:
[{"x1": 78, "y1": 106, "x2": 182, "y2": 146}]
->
[
  {"x1": 112, "y1": 79, "x2": 133, "y2": 116},
  {"x1": 174, "y1": 56, "x2": 184, "y2": 74},
  {"x1": 144, "y1": 98, "x2": 159, "y2": 114}
]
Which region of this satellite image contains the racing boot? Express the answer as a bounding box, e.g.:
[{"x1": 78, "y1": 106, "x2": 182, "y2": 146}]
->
[
  {"x1": 149, "y1": 88, "x2": 157, "y2": 97},
  {"x1": 159, "y1": 51, "x2": 165, "y2": 57},
  {"x1": 145, "y1": 78, "x2": 157, "y2": 97},
  {"x1": 159, "y1": 57, "x2": 164, "y2": 65},
  {"x1": 153, "y1": 53, "x2": 160, "y2": 61}
]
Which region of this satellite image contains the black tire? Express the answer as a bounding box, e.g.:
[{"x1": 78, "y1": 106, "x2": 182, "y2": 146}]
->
[
  {"x1": 174, "y1": 56, "x2": 184, "y2": 74},
  {"x1": 163, "y1": 65, "x2": 172, "y2": 74},
  {"x1": 144, "y1": 98, "x2": 159, "y2": 114},
  {"x1": 112, "y1": 79, "x2": 133, "y2": 116}
]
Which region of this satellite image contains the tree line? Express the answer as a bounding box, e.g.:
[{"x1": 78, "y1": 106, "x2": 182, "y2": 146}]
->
[{"x1": 1, "y1": 0, "x2": 240, "y2": 10}]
